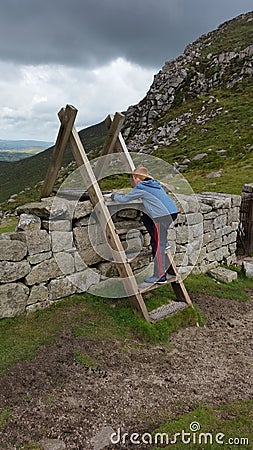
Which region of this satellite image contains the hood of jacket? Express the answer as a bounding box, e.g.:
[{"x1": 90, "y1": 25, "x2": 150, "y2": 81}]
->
[{"x1": 136, "y1": 179, "x2": 161, "y2": 190}]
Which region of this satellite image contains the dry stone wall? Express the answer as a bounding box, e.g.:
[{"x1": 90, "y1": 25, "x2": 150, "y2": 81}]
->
[{"x1": 0, "y1": 192, "x2": 241, "y2": 319}]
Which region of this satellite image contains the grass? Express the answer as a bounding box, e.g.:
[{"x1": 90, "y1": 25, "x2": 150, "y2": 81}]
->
[
  {"x1": 0, "y1": 271, "x2": 252, "y2": 376},
  {"x1": 0, "y1": 408, "x2": 12, "y2": 430},
  {"x1": 201, "y1": 14, "x2": 253, "y2": 57},
  {"x1": 0, "y1": 217, "x2": 18, "y2": 233},
  {"x1": 0, "y1": 289, "x2": 198, "y2": 376},
  {"x1": 151, "y1": 400, "x2": 253, "y2": 449},
  {"x1": 153, "y1": 80, "x2": 253, "y2": 195},
  {"x1": 185, "y1": 269, "x2": 253, "y2": 302},
  {"x1": 73, "y1": 349, "x2": 100, "y2": 368}
]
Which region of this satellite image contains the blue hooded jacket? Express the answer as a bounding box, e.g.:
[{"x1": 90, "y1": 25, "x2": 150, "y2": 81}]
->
[{"x1": 113, "y1": 179, "x2": 178, "y2": 219}]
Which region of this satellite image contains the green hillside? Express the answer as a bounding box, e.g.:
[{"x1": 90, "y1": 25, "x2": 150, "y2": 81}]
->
[
  {"x1": 0, "y1": 121, "x2": 107, "y2": 204},
  {"x1": 123, "y1": 12, "x2": 253, "y2": 195},
  {"x1": 154, "y1": 79, "x2": 253, "y2": 195}
]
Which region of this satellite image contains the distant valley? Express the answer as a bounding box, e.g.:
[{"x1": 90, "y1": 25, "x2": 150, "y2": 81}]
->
[{"x1": 0, "y1": 139, "x2": 53, "y2": 161}]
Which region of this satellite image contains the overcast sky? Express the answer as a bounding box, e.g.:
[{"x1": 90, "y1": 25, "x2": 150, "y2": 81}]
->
[{"x1": 0, "y1": 0, "x2": 252, "y2": 142}]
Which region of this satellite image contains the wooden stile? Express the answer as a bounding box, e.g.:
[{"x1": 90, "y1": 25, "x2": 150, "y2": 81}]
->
[{"x1": 41, "y1": 104, "x2": 193, "y2": 322}]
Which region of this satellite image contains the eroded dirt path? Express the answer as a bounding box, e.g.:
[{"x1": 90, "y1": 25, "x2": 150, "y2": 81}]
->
[{"x1": 0, "y1": 293, "x2": 253, "y2": 449}]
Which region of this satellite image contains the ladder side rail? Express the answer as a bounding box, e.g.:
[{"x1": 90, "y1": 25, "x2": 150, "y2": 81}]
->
[
  {"x1": 114, "y1": 132, "x2": 136, "y2": 172},
  {"x1": 68, "y1": 125, "x2": 150, "y2": 321},
  {"x1": 165, "y1": 248, "x2": 193, "y2": 307}
]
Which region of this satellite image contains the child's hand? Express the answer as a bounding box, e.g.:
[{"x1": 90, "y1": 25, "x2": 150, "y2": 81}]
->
[{"x1": 103, "y1": 193, "x2": 112, "y2": 201}]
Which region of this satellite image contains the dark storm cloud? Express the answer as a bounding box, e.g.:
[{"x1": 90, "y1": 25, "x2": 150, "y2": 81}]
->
[{"x1": 0, "y1": 0, "x2": 252, "y2": 69}]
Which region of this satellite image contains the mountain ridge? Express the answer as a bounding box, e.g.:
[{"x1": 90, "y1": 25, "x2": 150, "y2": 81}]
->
[
  {"x1": 123, "y1": 11, "x2": 253, "y2": 150},
  {"x1": 0, "y1": 11, "x2": 252, "y2": 205},
  {"x1": 0, "y1": 139, "x2": 53, "y2": 151}
]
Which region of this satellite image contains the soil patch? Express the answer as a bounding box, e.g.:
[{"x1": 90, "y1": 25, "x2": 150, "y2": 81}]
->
[{"x1": 0, "y1": 293, "x2": 253, "y2": 449}]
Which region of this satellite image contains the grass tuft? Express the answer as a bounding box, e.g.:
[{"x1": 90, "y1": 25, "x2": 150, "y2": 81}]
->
[{"x1": 152, "y1": 400, "x2": 253, "y2": 449}]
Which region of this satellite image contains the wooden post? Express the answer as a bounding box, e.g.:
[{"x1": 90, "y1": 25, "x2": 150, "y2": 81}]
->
[
  {"x1": 41, "y1": 105, "x2": 77, "y2": 198},
  {"x1": 93, "y1": 112, "x2": 135, "y2": 182},
  {"x1": 105, "y1": 114, "x2": 135, "y2": 172}
]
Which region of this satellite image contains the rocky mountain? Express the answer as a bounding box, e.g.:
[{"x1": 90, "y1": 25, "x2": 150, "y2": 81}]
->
[
  {"x1": 123, "y1": 11, "x2": 253, "y2": 156},
  {"x1": 1, "y1": 11, "x2": 253, "y2": 207}
]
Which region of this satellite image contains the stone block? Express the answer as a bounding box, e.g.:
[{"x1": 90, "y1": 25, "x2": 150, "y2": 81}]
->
[
  {"x1": 40, "y1": 438, "x2": 66, "y2": 450},
  {"x1": 231, "y1": 194, "x2": 241, "y2": 207},
  {"x1": 206, "y1": 247, "x2": 226, "y2": 263},
  {"x1": 214, "y1": 214, "x2": 227, "y2": 229},
  {"x1": 227, "y1": 207, "x2": 240, "y2": 224},
  {"x1": 191, "y1": 223, "x2": 204, "y2": 238},
  {"x1": 27, "y1": 284, "x2": 49, "y2": 305},
  {"x1": 74, "y1": 251, "x2": 88, "y2": 272},
  {"x1": 25, "y1": 258, "x2": 62, "y2": 285},
  {"x1": 222, "y1": 231, "x2": 237, "y2": 245},
  {"x1": 206, "y1": 237, "x2": 223, "y2": 252},
  {"x1": 241, "y1": 183, "x2": 253, "y2": 193},
  {"x1": 186, "y1": 212, "x2": 203, "y2": 226},
  {"x1": 0, "y1": 240, "x2": 27, "y2": 261},
  {"x1": 16, "y1": 213, "x2": 41, "y2": 231},
  {"x1": 203, "y1": 211, "x2": 218, "y2": 220},
  {"x1": 242, "y1": 261, "x2": 253, "y2": 278},
  {"x1": 0, "y1": 283, "x2": 29, "y2": 318},
  {"x1": 78, "y1": 247, "x2": 104, "y2": 266},
  {"x1": 203, "y1": 231, "x2": 216, "y2": 245},
  {"x1": 48, "y1": 277, "x2": 77, "y2": 300},
  {"x1": 69, "y1": 269, "x2": 100, "y2": 292},
  {"x1": 28, "y1": 251, "x2": 52, "y2": 265},
  {"x1": 74, "y1": 228, "x2": 105, "y2": 264},
  {"x1": 24, "y1": 230, "x2": 51, "y2": 255},
  {"x1": 174, "y1": 252, "x2": 188, "y2": 267},
  {"x1": 54, "y1": 252, "x2": 75, "y2": 275},
  {"x1": 176, "y1": 194, "x2": 200, "y2": 213},
  {"x1": 0, "y1": 260, "x2": 31, "y2": 283},
  {"x1": 73, "y1": 200, "x2": 93, "y2": 220},
  {"x1": 203, "y1": 219, "x2": 214, "y2": 233},
  {"x1": 16, "y1": 197, "x2": 69, "y2": 220},
  {"x1": 199, "y1": 204, "x2": 212, "y2": 214},
  {"x1": 117, "y1": 208, "x2": 138, "y2": 219},
  {"x1": 49, "y1": 219, "x2": 72, "y2": 232},
  {"x1": 208, "y1": 266, "x2": 238, "y2": 283},
  {"x1": 176, "y1": 226, "x2": 192, "y2": 245},
  {"x1": 197, "y1": 193, "x2": 231, "y2": 209},
  {"x1": 51, "y1": 231, "x2": 74, "y2": 253}
]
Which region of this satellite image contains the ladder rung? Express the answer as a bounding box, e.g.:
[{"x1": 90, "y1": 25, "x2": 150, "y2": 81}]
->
[
  {"x1": 116, "y1": 225, "x2": 146, "y2": 235},
  {"x1": 149, "y1": 301, "x2": 189, "y2": 322},
  {"x1": 138, "y1": 275, "x2": 177, "y2": 293}
]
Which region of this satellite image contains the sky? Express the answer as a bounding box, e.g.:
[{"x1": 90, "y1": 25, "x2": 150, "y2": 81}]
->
[{"x1": 0, "y1": 0, "x2": 252, "y2": 142}]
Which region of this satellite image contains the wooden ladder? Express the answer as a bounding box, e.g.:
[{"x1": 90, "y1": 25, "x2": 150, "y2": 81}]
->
[{"x1": 41, "y1": 104, "x2": 193, "y2": 323}]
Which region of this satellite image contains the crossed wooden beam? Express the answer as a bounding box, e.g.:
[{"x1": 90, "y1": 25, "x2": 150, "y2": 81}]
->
[
  {"x1": 41, "y1": 105, "x2": 193, "y2": 322},
  {"x1": 41, "y1": 105, "x2": 134, "y2": 198},
  {"x1": 41, "y1": 105, "x2": 150, "y2": 321}
]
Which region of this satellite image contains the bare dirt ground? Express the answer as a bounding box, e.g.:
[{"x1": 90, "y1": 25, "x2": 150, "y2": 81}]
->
[{"x1": 0, "y1": 292, "x2": 253, "y2": 449}]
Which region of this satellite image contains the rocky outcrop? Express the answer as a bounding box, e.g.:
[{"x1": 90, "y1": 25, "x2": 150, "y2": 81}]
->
[{"x1": 123, "y1": 12, "x2": 253, "y2": 153}]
